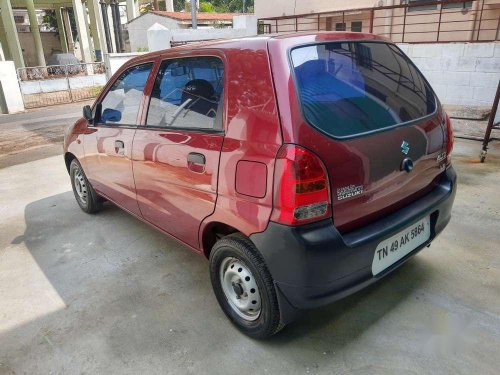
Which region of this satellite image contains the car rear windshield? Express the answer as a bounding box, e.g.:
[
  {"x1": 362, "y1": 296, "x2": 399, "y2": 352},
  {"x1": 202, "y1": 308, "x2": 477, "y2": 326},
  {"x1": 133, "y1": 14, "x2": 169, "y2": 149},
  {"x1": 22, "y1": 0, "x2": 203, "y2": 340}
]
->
[{"x1": 290, "y1": 41, "x2": 436, "y2": 138}]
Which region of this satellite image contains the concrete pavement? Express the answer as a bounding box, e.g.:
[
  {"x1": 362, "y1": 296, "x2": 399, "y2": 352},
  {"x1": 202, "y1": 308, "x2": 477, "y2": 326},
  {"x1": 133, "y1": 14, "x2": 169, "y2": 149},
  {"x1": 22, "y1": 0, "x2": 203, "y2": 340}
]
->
[
  {"x1": 0, "y1": 138, "x2": 499, "y2": 374},
  {"x1": 0, "y1": 101, "x2": 91, "y2": 169}
]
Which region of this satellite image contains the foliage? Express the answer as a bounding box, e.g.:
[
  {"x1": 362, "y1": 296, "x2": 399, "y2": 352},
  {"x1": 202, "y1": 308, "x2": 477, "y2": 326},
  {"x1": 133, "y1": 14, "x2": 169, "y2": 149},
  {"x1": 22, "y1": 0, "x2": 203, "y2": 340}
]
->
[
  {"x1": 173, "y1": 0, "x2": 186, "y2": 11},
  {"x1": 211, "y1": 0, "x2": 254, "y2": 13},
  {"x1": 43, "y1": 9, "x2": 77, "y2": 42},
  {"x1": 212, "y1": 20, "x2": 227, "y2": 28},
  {"x1": 173, "y1": 0, "x2": 254, "y2": 13},
  {"x1": 43, "y1": 10, "x2": 57, "y2": 30},
  {"x1": 199, "y1": 2, "x2": 215, "y2": 12},
  {"x1": 140, "y1": 2, "x2": 153, "y2": 14}
]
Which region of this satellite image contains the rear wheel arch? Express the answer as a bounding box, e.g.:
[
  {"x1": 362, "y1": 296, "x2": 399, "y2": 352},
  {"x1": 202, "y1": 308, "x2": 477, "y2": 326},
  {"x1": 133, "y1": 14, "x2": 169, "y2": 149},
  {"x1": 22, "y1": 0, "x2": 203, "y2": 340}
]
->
[{"x1": 201, "y1": 221, "x2": 243, "y2": 258}]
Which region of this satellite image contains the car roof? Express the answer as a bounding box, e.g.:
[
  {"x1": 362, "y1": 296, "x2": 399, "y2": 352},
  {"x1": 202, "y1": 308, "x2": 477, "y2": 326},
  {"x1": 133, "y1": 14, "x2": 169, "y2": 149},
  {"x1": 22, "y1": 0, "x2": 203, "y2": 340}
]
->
[{"x1": 129, "y1": 32, "x2": 388, "y2": 63}]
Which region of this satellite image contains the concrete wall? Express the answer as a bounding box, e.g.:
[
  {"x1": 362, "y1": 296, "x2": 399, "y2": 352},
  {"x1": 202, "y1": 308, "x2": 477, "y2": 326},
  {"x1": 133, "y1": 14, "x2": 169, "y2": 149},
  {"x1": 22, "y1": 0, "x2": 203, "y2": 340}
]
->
[
  {"x1": 147, "y1": 15, "x2": 258, "y2": 52},
  {"x1": 0, "y1": 61, "x2": 24, "y2": 114},
  {"x1": 127, "y1": 13, "x2": 181, "y2": 52},
  {"x1": 18, "y1": 74, "x2": 107, "y2": 95},
  {"x1": 255, "y1": 0, "x2": 376, "y2": 18},
  {"x1": 103, "y1": 52, "x2": 145, "y2": 78},
  {"x1": 268, "y1": 11, "x2": 372, "y2": 34},
  {"x1": 18, "y1": 32, "x2": 63, "y2": 67},
  {"x1": 398, "y1": 42, "x2": 500, "y2": 107}
]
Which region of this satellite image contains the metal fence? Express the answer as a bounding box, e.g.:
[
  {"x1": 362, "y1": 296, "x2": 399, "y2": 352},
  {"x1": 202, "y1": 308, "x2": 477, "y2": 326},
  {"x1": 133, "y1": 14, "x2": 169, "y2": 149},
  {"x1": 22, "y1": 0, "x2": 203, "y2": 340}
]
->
[
  {"x1": 258, "y1": 0, "x2": 500, "y2": 43},
  {"x1": 17, "y1": 62, "x2": 106, "y2": 109}
]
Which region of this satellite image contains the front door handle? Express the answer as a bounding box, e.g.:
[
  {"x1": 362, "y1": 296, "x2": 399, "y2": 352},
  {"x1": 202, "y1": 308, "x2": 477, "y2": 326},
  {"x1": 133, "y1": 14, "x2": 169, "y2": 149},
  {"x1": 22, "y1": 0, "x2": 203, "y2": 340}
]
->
[
  {"x1": 114, "y1": 140, "x2": 125, "y2": 154},
  {"x1": 187, "y1": 152, "x2": 206, "y2": 173}
]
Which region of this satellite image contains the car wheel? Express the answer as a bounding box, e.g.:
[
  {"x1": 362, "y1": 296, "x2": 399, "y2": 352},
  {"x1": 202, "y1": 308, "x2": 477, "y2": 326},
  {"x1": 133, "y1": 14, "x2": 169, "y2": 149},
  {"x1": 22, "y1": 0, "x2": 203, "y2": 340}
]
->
[
  {"x1": 209, "y1": 233, "x2": 284, "y2": 339},
  {"x1": 70, "y1": 159, "x2": 102, "y2": 214}
]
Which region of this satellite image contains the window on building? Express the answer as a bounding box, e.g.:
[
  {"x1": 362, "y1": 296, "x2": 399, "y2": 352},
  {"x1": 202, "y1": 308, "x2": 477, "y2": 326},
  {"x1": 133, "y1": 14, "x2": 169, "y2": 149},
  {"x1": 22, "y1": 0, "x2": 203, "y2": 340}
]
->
[
  {"x1": 335, "y1": 22, "x2": 346, "y2": 31},
  {"x1": 406, "y1": 0, "x2": 438, "y2": 12},
  {"x1": 14, "y1": 16, "x2": 25, "y2": 23},
  {"x1": 442, "y1": 1, "x2": 473, "y2": 9},
  {"x1": 146, "y1": 56, "x2": 224, "y2": 130},
  {"x1": 98, "y1": 63, "x2": 153, "y2": 125},
  {"x1": 351, "y1": 21, "x2": 363, "y2": 32}
]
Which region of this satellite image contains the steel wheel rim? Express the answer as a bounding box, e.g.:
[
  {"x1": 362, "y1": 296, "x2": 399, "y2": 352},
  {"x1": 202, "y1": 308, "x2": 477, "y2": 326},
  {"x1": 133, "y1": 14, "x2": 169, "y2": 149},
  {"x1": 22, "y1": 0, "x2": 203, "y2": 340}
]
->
[
  {"x1": 219, "y1": 257, "x2": 262, "y2": 321},
  {"x1": 74, "y1": 169, "x2": 88, "y2": 204}
]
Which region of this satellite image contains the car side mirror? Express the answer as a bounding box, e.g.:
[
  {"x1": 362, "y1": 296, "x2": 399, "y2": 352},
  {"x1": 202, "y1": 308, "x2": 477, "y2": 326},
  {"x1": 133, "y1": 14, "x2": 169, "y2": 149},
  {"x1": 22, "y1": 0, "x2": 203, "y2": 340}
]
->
[{"x1": 83, "y1": 105, "x2": 93, "y2": 122}]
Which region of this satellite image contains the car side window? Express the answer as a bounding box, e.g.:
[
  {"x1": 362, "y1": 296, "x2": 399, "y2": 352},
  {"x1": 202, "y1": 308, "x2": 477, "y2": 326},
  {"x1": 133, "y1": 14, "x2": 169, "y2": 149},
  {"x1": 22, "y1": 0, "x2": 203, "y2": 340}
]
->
[
  {"x1": 97, "y1": 63, "x2": 153, "y2": 125},
  {"x1": 146, "y1": 56, "x2": 224, "y2": 130}
]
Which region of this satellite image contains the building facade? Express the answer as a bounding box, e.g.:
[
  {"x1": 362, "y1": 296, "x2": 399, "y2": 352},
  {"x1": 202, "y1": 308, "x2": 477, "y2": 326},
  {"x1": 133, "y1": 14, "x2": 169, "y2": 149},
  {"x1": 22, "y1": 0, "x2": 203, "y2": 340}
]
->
[
  {"x1": 127, "y1": 11, "x2": 242, "y2": 51},
  {"x1": 256, "y1": 0, "x2": 499, "y2": 43}
]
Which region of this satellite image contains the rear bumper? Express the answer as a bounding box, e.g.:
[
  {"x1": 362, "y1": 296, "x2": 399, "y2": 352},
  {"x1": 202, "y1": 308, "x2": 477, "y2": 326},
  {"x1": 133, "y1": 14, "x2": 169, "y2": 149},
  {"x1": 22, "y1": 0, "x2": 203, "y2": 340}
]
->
[{"x1": 250, "y1": 166, "x2": 457, "y2": 323}]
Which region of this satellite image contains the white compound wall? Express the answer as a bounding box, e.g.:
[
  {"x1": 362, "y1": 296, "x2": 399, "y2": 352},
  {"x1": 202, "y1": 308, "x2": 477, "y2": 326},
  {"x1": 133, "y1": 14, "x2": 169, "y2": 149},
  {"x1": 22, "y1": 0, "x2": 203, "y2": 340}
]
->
[{"x1": 397, "y1": 42, "x2": 500, "y2": 107}]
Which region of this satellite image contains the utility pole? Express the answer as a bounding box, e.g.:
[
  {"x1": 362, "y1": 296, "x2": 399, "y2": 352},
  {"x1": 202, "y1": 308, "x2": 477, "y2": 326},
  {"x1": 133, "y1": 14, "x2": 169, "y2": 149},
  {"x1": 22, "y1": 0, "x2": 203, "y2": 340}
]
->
[
  {"x1": 190, "y1": 0, "x2": 197, "y2": 29},
  {"x1": 243, "y1": 0, "x2": 246, "y2": 13}
]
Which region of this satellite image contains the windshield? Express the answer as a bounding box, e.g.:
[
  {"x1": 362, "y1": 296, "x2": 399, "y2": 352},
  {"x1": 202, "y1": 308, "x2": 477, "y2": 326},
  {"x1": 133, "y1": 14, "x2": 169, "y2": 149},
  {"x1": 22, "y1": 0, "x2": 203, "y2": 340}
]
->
[{"x1": 290, "y1": 42, "x2": 436, "y2": 138}]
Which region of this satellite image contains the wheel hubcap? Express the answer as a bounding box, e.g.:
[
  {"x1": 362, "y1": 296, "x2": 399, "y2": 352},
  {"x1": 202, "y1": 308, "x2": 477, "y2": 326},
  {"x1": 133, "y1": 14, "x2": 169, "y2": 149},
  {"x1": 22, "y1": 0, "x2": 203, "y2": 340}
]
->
[
  {"x1": 74, "y1": 170, "x2": 88, "y2": 204},
  {"x1": 220, "y1": 257, "x2": 262, "y2": 321}
]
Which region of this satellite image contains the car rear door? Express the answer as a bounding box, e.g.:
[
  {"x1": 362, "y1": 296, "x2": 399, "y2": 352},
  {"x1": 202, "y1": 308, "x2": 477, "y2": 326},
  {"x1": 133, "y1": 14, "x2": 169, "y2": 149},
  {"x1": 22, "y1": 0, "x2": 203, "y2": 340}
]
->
[
  {"x1": 132, "y1": 53, "x2": 225, "y2": 249},
  {"x1": 83, "y1": 61, "x2": 155, "y2": 216},
  {"x1": 272, "y1": 38, "x2": 447, "y2": 232}
]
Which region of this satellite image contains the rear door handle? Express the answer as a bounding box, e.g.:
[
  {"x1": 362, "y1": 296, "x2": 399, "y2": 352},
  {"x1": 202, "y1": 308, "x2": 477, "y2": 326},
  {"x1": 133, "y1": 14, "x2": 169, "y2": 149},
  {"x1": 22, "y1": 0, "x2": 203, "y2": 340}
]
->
[
  {"x1": 114, "y1": 140, "x2": 125, "y2": 154},
  {"x1": 187, "y1": 152, "x2": 206, "y2": 173}
]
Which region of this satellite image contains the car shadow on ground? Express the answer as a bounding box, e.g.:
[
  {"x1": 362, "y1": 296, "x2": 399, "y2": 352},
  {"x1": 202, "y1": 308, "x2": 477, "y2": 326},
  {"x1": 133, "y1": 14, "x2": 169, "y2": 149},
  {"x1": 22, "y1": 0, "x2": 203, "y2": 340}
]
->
[{"x1": 1, "y1": 190, "x2": 432, "y2": 370}]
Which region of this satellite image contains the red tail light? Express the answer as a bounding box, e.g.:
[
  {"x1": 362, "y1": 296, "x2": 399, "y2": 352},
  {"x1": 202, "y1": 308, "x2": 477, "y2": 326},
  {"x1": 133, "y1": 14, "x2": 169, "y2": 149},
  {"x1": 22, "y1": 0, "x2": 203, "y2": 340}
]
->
[
  {"x1": 445, "y1": 112, "x2": 454, "y2": 164},
  {"x1": 271, "y1": 144, "x2": 331, "y2": 225}
]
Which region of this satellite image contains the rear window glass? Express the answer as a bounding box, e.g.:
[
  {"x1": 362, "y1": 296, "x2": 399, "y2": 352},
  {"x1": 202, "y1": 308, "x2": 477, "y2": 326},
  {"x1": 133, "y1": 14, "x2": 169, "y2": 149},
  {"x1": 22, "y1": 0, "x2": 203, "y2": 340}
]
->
[{"x1": 290, "y1": 42, "x2": 436, "y2": 138}]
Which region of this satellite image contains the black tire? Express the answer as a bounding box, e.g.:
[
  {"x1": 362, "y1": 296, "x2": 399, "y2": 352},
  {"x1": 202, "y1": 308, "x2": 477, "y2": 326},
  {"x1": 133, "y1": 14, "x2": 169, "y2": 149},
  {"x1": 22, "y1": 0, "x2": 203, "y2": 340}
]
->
[
  {"x1": 69, "y1": 159, "x2": 102, "y2": 214},
  {"x1": 209, "y1": 233, "x2": 284, "y2": 339}
]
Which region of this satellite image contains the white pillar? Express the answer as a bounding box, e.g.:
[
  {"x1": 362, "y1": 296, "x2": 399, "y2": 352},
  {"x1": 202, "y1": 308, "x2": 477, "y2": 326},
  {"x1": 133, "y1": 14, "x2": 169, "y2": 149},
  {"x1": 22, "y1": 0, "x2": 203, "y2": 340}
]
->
[
  {"x1": 126, "y1": 0, "x2": 139, "y2": 21},
  {"x1": 88, "y1": 0, "x2": 107, "y2": 60},
  {"x1": 62, "y1": 8, "x2": 75, "y2": 52},
  {"x1": 107, "y1": 4, "x2": 117, "y2": 53},
  {"x1": 55, "y1": 7, "x2": 69, "y2": 53},
  {"x1": 72, "y1": 0, "x2": 92, "y2": 63},
  {"x1": 26, "y1": 0, "x2": 46, "y2": 66},
  {"x1": 0, "y1": 0, "x2": 25, "y2": 68},
  {"x1": 82, "y1": 1, "x2": 94, "y2": 59},
  {"x1": 0, "y1": 61, "x2": 25, "y2": 113},
  {"x1": 0, "y1": 15, "x2": 9, "y2": 60},
  {"x1": 165, "y1": 0, "x2": 174, "y2": 12}
]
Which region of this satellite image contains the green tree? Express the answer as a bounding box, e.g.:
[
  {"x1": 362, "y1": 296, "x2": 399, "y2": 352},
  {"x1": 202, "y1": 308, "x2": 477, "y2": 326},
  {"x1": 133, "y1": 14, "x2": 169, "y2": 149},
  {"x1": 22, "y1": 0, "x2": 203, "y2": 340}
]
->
[
  {"x1": 178, "y1": 1, "x2": 254, "y2": 13},
  {"x1": 199, "y1": 1, "x2": 215, "y2": 12},
  {"x1": 211, "y1": 0, "x2": 254, "y2": 13},
  {"x1": 42, "y1": 10, "x2": 57, "y2": 29},
  {"x1": 173, "y1": 0, "x2": 186, "y2": 11}
]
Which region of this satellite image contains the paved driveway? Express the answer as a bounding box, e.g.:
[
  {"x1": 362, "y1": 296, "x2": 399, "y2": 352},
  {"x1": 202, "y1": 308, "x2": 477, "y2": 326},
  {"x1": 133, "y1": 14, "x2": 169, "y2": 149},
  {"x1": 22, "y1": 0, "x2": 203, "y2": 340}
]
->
[
  {"x1": 0, "y1": 102, "x2": 90, "y2": 169},
  {"x1": 0, "y1": 139, "x2": 499, "y2": 374}
]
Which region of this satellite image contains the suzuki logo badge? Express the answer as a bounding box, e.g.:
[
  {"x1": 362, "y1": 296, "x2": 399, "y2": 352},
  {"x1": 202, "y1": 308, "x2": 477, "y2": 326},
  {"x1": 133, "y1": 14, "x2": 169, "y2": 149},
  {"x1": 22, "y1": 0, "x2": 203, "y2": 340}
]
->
[{"x1": 401, "y1": 141, "x2": 410, "y2": 155}]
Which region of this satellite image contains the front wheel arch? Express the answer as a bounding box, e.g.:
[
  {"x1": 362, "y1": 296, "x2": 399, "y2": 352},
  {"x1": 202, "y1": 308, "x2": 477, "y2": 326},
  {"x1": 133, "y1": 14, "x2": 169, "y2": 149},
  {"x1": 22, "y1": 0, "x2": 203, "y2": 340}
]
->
[{"x1": 64, "y1": 152, "x2": 77, "y2": 174}]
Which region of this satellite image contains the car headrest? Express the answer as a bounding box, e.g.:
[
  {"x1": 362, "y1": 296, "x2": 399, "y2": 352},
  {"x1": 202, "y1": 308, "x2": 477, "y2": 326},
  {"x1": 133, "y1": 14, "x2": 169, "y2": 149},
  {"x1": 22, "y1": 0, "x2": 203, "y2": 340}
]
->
[{"x1": 182, "y1": 79, "x2": 215, "y2": 100}]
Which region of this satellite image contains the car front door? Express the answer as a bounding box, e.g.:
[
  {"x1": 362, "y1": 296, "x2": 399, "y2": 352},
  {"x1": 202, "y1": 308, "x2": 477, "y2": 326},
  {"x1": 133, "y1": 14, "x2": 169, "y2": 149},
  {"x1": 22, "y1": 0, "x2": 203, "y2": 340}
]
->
[
  {"x1": 132, "y1": 54, "x2": 225, "y2": 249},
  {"x1": 83, "y1": 61, "x2": 155, "y2": 216}
]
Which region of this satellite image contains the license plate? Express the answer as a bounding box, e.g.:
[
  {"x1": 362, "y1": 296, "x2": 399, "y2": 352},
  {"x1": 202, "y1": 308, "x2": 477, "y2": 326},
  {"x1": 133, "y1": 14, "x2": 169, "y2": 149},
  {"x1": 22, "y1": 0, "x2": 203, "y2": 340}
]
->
[{"x1": 372, "y1": 217, "x2": 430, "y2": 276}]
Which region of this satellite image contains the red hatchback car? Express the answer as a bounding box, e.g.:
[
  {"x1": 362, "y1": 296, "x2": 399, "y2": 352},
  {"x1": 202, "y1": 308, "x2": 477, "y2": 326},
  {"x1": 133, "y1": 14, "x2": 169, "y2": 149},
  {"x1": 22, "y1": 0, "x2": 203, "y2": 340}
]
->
[{"x1": 64, "y1": 32, "x2": 456, "y2": 338}]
